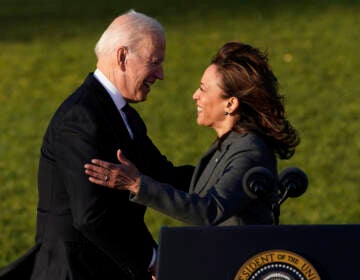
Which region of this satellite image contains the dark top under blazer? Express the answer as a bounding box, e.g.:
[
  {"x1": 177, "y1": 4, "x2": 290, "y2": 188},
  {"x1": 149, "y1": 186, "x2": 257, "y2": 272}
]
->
[
  {"x1": 0, "y1": 74, "x2": 193, "y2": 280},
  {"x1": 132, "y1": 131, "x2": 277, "y2": 226}
]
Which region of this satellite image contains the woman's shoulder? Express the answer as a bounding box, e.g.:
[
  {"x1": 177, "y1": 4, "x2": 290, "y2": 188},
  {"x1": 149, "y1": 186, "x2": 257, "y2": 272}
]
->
[
  {"x1": 227, "y1": 131, "x2": 271, "y2": 152},
  {"x1": 224, "y1": 132, "x2": 276, "y2": 166}
]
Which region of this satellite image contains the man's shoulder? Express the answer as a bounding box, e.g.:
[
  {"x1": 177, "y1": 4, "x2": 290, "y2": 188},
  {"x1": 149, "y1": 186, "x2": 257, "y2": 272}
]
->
[
  {"x1": 57, "y1": 74, "x2": 109, "y2": 112},
  {"x1": 44, "y1": 75, "x2": 109, "y2": 128}
]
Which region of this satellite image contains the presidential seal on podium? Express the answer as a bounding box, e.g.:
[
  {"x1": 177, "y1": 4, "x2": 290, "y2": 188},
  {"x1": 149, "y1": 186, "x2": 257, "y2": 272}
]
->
[{"x1": 234, "y1": 250, "x2": 321, "y2": 280}]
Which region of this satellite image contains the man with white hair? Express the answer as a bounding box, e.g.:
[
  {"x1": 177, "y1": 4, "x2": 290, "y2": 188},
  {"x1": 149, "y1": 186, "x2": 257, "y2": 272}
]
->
[{"x1": 0, "y1": 10, "x2": 193, "y2": 280}]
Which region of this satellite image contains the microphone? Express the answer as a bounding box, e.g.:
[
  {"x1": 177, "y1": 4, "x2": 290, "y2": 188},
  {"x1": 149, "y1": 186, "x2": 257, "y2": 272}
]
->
[
  {"x1": 243, "y1": 166, "x2": 308, "y2": 225},
  {"x1": 278, "y1": 167, "x2": 308, "y2": 205},
  {"x1": 242, "y1": 166, "x2": 275, "y2": 199}
]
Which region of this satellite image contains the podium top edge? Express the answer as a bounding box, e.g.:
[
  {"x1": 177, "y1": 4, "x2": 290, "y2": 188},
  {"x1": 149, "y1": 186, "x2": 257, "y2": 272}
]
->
[{"x1": 159, "y1": 224, "x2": 360, "y2": 232}]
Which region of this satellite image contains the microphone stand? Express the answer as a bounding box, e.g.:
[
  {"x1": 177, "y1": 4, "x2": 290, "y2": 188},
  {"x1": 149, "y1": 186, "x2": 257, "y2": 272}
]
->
[{"x1": 271, "y1": 185, "x2": 292, "y2": 226}]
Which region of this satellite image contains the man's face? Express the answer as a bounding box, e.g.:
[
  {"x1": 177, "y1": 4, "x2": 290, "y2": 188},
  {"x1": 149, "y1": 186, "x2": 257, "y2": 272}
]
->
[{"x1": 121, "y1": 34, "x2": 165, "y2": 103}]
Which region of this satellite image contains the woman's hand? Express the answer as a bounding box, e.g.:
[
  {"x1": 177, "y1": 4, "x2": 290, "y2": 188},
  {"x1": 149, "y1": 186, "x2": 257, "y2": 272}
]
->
[{"x1": 84, "y1": 149, "x2": 141, "y2": 194}]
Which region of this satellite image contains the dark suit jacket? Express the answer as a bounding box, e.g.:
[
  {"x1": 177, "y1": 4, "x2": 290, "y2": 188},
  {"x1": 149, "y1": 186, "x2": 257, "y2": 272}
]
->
[
  {"x1": 0, "y1": 74, "x2": 193, "y2": 280},
  {"x1": 131, "y1": 131, "x2": 277, "y2": 225}
]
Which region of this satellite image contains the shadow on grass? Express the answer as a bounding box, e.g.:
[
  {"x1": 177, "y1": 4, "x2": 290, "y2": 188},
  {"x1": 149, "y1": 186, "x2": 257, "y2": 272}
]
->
[{"x1": 1, "y1": 0, "x2": 358, "y2": 42}]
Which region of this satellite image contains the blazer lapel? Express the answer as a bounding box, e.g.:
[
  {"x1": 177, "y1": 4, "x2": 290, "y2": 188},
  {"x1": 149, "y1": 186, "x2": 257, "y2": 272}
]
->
[
  {"x1": 189, "y1": 144, "x2": 217, "y2": 193},
  {"x1": 191, "y1": 134, "x2": 235, "y2": 194}
]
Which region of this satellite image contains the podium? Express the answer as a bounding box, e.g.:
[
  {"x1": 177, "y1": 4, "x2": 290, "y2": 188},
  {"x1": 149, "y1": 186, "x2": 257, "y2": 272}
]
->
[{"x1": 156, "y1": 224, "x2": 359, "y2": 280}]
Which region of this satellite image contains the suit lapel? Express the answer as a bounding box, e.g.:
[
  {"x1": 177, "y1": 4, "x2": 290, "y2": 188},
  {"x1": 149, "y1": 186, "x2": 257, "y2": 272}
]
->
[
  {"x1": 189, "y1": 144, "x2": 217, "y2": 192},
  {"x1": 190, "y1": 133, "x2": 236, "y2": 194},
  {"x1": 194, "y1": 147, "x2": 229, "y2": 194},
  {"x1": 84, "y1": 74, "x2": 133, "y2": 147}
]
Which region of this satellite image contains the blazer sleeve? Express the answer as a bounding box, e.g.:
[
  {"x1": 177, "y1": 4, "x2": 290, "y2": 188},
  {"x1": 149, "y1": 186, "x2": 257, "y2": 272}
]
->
[
  {"x1": 130, "y1": 138, "x2": 274, "y2": 226},
  {"x1": 54, "y1": 105, "x2": 154, "y2": 279}
]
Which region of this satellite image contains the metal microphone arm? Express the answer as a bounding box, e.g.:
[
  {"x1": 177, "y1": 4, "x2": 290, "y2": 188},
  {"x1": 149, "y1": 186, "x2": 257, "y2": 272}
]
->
[{"x1": 278, "y1": 167, "x2": 308, "y2": 205}]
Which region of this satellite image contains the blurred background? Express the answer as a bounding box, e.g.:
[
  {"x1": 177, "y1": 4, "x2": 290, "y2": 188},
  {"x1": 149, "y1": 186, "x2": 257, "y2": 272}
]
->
[{"x1": 1, "y1": 0, "x2": 359, "y2": 267}]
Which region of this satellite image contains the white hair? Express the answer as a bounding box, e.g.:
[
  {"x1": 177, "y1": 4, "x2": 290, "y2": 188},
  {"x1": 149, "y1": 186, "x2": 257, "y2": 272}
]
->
[{"x1": 94, "y1": 9, "x2": 164, "y2": 58}]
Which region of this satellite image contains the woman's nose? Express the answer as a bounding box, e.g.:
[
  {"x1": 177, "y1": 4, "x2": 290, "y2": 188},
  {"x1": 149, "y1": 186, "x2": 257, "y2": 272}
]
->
[{"x1": 193, "y1": 89, "x2": 199, "y2": 100}]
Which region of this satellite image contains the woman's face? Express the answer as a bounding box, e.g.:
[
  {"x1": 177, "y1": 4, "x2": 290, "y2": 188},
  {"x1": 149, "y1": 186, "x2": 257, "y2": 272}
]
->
[{"x1": 193, "y1": 64, "x2": 230, "y2": 132}]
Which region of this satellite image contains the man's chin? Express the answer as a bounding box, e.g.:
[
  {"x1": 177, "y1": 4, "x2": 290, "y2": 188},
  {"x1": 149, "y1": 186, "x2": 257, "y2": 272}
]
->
[{"x1": 134, "y1": 92, "x2": 148, "y2": 103}]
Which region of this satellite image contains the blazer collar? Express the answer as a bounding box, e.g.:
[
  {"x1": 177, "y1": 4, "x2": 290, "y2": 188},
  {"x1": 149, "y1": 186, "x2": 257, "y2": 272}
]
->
[
  {"x1": 190, "y1": 131, "x2": 248, "y2": 193},
  {"x1": 189, "y1": 143, "x2": 217, "y2": 193}
]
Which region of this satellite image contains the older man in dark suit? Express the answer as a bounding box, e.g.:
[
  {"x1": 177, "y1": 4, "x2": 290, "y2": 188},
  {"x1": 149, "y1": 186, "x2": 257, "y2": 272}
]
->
[{"x1": 0, "y1": 10, "x2": 193, "y2": 280}]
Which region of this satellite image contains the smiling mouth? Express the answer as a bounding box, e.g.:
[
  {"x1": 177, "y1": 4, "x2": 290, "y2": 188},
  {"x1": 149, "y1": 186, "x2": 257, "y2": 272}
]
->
[{"x1": 197, "y1": 106, "x2": 203, "y2": 112}]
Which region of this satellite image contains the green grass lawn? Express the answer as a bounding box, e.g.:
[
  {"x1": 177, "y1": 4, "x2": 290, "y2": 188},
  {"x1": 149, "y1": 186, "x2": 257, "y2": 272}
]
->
[{"x1": 1, "y1": 0, "x2": 359, "y2": 267}]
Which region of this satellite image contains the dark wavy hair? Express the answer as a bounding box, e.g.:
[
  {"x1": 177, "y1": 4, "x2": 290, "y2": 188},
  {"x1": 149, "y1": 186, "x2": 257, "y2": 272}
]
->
[{"x1": 212, "y1": 42, "x2": 300, "y2": 159}]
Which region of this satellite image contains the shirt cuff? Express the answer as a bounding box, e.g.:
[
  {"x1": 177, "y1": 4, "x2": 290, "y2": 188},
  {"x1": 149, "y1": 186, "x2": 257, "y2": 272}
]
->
[{"x1": 149, "y1": 247, "x2": 157, "y2": 269}]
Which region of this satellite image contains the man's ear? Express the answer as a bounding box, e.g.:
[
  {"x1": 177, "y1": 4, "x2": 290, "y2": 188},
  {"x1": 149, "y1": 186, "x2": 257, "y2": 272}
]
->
[{"x1": 117, "y1": 47, "x2": 128, "y2": 70}]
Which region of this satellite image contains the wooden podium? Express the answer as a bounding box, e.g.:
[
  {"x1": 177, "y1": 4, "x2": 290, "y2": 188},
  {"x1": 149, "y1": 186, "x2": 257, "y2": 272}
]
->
[{"x1": 156, "y1": 224, "x2": 359, "y2": 280}]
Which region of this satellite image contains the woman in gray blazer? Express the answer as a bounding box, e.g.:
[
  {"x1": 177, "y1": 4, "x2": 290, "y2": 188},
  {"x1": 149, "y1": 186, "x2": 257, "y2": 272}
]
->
[{"x1": 84, "y1": 42, "x2": 300, "y2": 226}]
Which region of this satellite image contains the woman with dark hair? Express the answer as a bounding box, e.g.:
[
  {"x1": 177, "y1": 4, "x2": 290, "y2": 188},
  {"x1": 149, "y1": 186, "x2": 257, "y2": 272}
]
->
[{"x1": 84, "y1": 42, "x2": 300, "y2": 226}]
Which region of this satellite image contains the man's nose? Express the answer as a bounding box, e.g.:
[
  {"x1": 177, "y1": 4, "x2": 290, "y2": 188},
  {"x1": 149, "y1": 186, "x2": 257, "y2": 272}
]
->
[{"x1": 155, "y1": 66, "x2": 164, "y2": 80}]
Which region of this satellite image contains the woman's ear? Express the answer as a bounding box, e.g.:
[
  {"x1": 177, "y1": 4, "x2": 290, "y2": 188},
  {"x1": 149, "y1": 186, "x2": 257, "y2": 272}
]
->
[
  {"x1": 116, "y1": 47, "x2": 128, "y2": 70},
  {"x1": 226, "y1": 97, "x2": 240, "y2": 114}
]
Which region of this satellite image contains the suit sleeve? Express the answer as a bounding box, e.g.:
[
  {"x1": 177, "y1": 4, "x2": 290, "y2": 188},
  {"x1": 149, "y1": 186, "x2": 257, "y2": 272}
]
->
[
  {"x1": 54, "y1": 105, "x2": 153, "y2": 280},
  {"x1": 131, "y1": 143, "x2": 272, "y2": 226}
]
